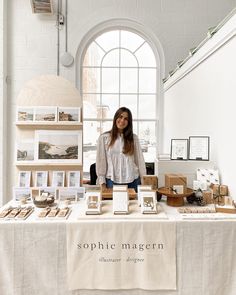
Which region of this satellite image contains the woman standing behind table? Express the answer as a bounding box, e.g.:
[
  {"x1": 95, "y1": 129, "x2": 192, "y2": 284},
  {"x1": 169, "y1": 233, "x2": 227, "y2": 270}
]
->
[{"x1": 96, "y1": 107, "x2": 146, "y2": 192}]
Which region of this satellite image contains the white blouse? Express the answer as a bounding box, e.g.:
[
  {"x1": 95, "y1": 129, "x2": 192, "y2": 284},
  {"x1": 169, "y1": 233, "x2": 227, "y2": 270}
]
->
[{"x1": 96, "y1": 132, "x2": 146, "y2": 184}]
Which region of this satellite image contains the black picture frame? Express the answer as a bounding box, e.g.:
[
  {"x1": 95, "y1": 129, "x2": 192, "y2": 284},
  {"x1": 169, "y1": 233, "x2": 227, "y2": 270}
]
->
[
  {"x1": 188, "y1": 136, "x2": 210, "y2": 161},
  {"x1": 170, "y1": 139, "x2": 188, "y2": 160}
]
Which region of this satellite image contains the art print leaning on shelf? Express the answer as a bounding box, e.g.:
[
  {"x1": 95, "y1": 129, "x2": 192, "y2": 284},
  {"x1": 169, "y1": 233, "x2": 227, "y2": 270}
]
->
[
  {"x1": 58, "y1": 107, "x2": 81, "y2": 123},
  {"x1": 14, "y1": 187, "x2": 32, "y2": 202},
  {"x1": 16, "y1": 106, "x2": 34, "y2": 122},
  {"x1": 35, "y1": 130, "x2": 82, "y2": 163},
  {"x1": 34, "y1": 106, "x2": 57, "y2": 122},
  {"x1": 52, "y1": 171, "x2": 65, "y2": 187},
  {"x1": 189, "y1": 136, "x2": 210, "y2": 160},
  {"x1": 68, "y1": 171, "x2": 80, "y2": 187},
  {"x1": 35, "y1": 171, "x2": 48, "y2": 187},
  {"x1": 59, "y1": 188, "x2": 78, "y2": 202},
  {"x1": 170, "y1": 139, "x2": 188, "y2": 160},
  {"x1": 16, "y1": 140, "x2": 34, "y2": 162},
  {"x1": 18, "y1": 171, "x2": 31, "y2": 187}
]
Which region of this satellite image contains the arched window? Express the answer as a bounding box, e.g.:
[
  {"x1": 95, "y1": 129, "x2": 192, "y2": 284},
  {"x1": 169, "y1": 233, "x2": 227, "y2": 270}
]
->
[{"x1": 82, "y1": 29, "x2": 157, "y2": 174}]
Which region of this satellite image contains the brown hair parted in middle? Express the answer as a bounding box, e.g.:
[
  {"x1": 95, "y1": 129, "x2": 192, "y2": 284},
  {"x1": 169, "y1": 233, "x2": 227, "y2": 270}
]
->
[{"x1": 108, "y1": 107, "x2": 134, "y2": 155}]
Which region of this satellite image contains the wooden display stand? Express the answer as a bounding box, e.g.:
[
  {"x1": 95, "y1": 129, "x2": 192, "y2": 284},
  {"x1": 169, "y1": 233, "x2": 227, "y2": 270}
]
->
[
  {"x1": 157, "y1": 187, "x2": 194, "y2": 207},
  {"x1": 15, "y1": 75, "x2": 83, "y2": 191},
  {"x1": 102, "y1": 187, "x2": 136, "y2": 200}
]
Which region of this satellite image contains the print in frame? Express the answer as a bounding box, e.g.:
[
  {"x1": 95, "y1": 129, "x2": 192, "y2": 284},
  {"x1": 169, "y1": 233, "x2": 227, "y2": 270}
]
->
[
  {"x1": 16, "y1": 107, "x2": 34, "y2": 122},
  {"x1": 67, "y1": 171, "x2": 81, "y2": 187},
  {"x1": 35, "y1": 130, "x2": 82, "y2": 163},
  {"x1": 58, "y1": 107, "x2": 81, "y2": 123},
  {"x1": 18, "y1": 171, "x2": 31, "y2": 187},
  {"x1": 52, "y1": 171, "x2": 65, "y2": 187},
  {"x1": 35, "y1": 171, "x2": 48, "y2": 187},
  {"x1": 34, "y1": 106, "x2": 57, "y2": 122}
]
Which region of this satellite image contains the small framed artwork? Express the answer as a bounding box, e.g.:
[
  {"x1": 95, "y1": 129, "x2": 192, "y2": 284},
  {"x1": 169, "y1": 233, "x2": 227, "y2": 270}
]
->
[
  {"x1": 18, "y1": 171, "x2": 31, "y2": 187},
  {"x1": 170, "y1": 139, "x2": 188, "y2": 160},
  {"x1": 52, "y1": 171, "x2": 65, "y2": 187},
  {"x1": 35, "y1": 130, "x2": 82, "y2": 163},
  {"x1": 35, "y1": 171, "x2": 48, "y2": 187},
  {"x1": 140, "y1": 191, "x2": 157, "y2": 214},
  {"x1": 16, "y1": 140, "x2": 34, "y2": 162},
  {"x1": 13, "y1": 187, "x2": 32, "y2": 202},
  {"x1": 59, "y1": 188, "x2": 78, "y2": 202},
  {"x1": 34, "y1": 106, "x2": 57, "y2": 122},
  {"x1": 67, "y1": 171, "x2": 80, "y2": 187},
  {"x1": 189, "y1": 136, "x2": 210, "y2": 161},
  {"x1": 75, "y1": 187, "x2": 86, "y2": 200},
  {"x1": 16, "y1": 107, "x2": 34, "y2": 122},
  {"x1": 58, "y1": 107, "x2": 81, "y2": 123}
]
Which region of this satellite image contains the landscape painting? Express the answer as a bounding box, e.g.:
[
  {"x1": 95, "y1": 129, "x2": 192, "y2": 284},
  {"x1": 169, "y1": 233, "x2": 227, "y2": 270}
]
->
[
  {"x1": 34, "y1": 106, "x2": 57, "y2": 122},
  {"x1": 58, "y1": 107, "x2": 81, "y2": 122},
  {"x1": 17, "y1": 107, "x2": 34, "y2": 122},
  {"x1": 35, "y1": 130, "x2": 82, "y2": 163},
  {"x1": 16, "y1": 141, "x2": 34, "y2": 162}
]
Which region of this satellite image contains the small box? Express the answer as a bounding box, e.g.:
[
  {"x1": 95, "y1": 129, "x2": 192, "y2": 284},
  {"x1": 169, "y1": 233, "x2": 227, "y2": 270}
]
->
[
  {"x1": 142, "y1": 175, "x2": 158, "y2": 190},
  {"x1": 220, "y1": 185, "x2": 228, "y2": 196},
  {"x1": 224, "y1": 196, "x2": 233, "y2": 206},
  {"x1": 165, "y1": 174, "x2": 187, "y2": 189},
  {"x1": 211, "y1": 184, "x2": 220, "y2": 195},
  {"x1": 203, "y1": 190, "x2": 214, "y2": 204}
]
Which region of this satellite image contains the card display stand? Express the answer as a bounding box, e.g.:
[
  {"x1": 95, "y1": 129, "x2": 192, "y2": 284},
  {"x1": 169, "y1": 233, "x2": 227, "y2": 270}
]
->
[{"x1": 157, "y1": 187, "x2": 194, "y2": 207}]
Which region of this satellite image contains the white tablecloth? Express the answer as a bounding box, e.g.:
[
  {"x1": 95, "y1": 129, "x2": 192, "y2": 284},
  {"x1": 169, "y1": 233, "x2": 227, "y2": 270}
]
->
[{"x1": 1, "y1": 201, "x2": 236, "y2": 295}]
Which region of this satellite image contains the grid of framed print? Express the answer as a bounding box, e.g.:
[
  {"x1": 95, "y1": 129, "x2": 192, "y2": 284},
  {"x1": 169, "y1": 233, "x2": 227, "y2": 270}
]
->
[
  {"x1": 170, "y1": 136, "x2": 210, "y2": 161},
  {"x1": 16, "y1": 106, "x2": 81, "y2": 123},
  {"x1": 16, "y1": 130, "x2": 82, "y2": 164},
  {"x1": 18, "y1": 170, "x2": 81, "y2": 188}
]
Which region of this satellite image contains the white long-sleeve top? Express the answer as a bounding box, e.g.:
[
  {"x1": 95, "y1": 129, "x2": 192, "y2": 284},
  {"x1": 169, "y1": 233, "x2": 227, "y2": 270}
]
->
[{"x1": 96, "y1": 132, "x2": 146, "y2": 184}]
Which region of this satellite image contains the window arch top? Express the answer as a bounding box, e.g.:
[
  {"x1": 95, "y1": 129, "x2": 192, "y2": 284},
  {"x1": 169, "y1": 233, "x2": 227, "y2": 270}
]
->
[{"x1": 83, "y1": 30, "x2": 156, "y2": 68}]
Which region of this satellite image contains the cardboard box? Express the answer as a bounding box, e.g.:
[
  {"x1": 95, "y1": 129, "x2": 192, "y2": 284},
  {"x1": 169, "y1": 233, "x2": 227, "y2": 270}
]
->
[
  {"x1": 165, "y1": 174, "x2": 187, "y2": 189},
  {"x1": 203, "y1": 190, "x2": 214, "y2": 204},
  {"x1": 220, "y1": 185, "x2": 228, "y2": 196},
  {"x1": 142, "y1": 175, "x2": 158, "y2": 190}
]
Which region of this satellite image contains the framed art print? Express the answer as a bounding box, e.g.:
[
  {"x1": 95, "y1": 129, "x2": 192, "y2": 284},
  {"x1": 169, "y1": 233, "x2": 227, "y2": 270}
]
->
[
  {"x1": 67, "y1": 171, "x2": 81, "y2": 187},
  {"x1": 189, "y1": 136, "x2": 210, "y2": 160},
  {"x1": 35, "y1": 171, "x2": 48, "y2": 187},
  {"x1": 170, "y1": 139, "x2": 188, "y2": 160},
  {"x1": 18, "y1": 171, "x2": 31, "y2": 187},
  {"x1": 35, "y1": 130, "x2": 82, "y2": 163},
  {"x1": 14, "y1": 187, "x2": 32, "y2": 202},
  {"x1": 34, "y1": 106, "x2": 57, "y2": 122},
  {"x1": 52, "y1": 171, "x2": 65, "y2": 187},
  {"x1": 59, "y1": 188, "x2": 78, "y2": 202},
  {"x1": 16, "y1": 140, "x2": 34, "y2": 162},
  {"x1": 16, "y1": 106, "x2": 34, "y2": 122},
  {"x1": 58, "y1": 107, "x2": 81, "y2": 123}
]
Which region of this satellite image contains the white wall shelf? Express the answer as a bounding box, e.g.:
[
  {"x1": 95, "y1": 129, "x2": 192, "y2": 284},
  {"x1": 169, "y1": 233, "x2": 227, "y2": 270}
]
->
[
  {"x1": 16, "y1": 122, "x2": 82, "y2": 130},
  {"x1": 16, "y1": 162, "x2": 83, "y2": 167}
]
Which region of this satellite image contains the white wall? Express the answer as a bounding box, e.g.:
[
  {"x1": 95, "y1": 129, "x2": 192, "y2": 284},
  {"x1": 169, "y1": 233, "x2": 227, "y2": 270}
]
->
[
  {"x1": 163, "y1": 13, "x2": 236, "y2": 196},
  {"x1": 0, "y1": 0, "x2": 7, "y2": 206},
  {"x1": 2, "y1": 0, "x2": 236, "y2": 203}
]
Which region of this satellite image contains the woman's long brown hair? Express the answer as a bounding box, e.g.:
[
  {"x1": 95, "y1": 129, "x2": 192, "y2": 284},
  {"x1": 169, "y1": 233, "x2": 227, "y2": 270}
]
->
[{"x1": 108, "y1": 107, "x2": 134, "y2": 155}]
